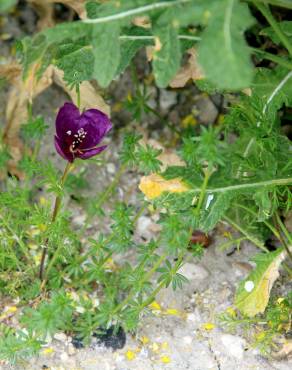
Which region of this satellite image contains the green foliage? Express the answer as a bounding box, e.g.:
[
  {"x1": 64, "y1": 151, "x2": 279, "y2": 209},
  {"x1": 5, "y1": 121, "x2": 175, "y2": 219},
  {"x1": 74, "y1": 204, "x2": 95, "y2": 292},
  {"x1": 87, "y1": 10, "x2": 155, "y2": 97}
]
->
[
  {"x1": 0, "y1": 0, "x2": 17, "y2": 12},
  {"x1": 198, "y1": 0, "x2": 254, "y2": 89}
]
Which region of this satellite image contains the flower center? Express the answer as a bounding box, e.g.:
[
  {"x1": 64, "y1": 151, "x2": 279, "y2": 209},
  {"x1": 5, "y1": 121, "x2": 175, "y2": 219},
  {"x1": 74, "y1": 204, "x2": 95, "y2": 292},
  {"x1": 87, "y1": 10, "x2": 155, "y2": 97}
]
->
[{"x1": 70, "y1": 128, "x2": 87, "y2": 152}]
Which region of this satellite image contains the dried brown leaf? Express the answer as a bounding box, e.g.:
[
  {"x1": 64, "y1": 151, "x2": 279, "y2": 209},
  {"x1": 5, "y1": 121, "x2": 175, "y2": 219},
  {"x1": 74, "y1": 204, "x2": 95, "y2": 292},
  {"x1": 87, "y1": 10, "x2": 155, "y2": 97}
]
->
[{"x1": 170, "y1": 48, "x2": 204, "y2": 88}]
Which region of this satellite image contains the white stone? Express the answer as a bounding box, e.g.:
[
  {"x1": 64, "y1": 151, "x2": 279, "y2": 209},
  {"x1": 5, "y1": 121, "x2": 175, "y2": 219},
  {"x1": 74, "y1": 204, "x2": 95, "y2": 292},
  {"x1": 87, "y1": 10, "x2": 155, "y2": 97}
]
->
[
  {"x1": 60, "y1": 352, "x2": 69, "y2": 361},
  {"x1": 183, "y1": 336, "x2": 193, "y2": 345},
  {"x1": 220, "y1": 334, "x2": 246, "y2": 360},
  {"x1": 67, "y1": 343, "x2": 76, "y2": 356},
  {"x1": 54, "y1": 332, "x2": 67, "y2": 342},
  {"x1": 136, "y1": 216, "x2": 153, "y2": 239},
  {"x1": 179, "y1": 263, "x2": 209, "y2": 281},
  {"x1": 107, "y1": 163, "x2": 116, "y2": 174}
]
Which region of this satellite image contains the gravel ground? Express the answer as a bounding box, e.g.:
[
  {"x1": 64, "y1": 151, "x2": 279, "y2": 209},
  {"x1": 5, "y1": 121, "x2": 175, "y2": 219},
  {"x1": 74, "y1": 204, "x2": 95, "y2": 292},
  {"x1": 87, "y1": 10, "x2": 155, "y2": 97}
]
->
[{"x1": 1, "y1": 6, "x2": 292, "y2": 369}]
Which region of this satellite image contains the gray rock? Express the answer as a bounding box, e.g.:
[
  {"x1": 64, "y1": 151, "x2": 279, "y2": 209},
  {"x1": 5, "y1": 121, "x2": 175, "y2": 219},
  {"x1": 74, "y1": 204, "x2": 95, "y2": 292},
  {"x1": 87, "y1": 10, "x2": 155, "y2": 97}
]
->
[{"x1": 220, "y1": 334, "x2": 246, "y2": 360}]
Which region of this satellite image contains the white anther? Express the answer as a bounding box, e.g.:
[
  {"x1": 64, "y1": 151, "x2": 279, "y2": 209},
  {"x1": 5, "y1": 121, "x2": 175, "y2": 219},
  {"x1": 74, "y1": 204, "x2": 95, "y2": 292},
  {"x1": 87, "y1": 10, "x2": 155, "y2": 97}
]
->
[{"x1": 66, "y1": 130, "x2": 72, "y2": 135}]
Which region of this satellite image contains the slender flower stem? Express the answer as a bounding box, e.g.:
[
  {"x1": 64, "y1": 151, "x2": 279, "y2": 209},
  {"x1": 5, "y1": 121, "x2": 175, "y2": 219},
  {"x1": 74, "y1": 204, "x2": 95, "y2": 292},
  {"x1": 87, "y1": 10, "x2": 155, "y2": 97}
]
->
[
  {"x1": 39, "y1": 161, "x2": 73, "y2": 281},
  {"x1": 145, "y1": 104, "x2": 180, "y2": 135},
  {"x1": 79, "y1": 164, "x2": 126, "y2": 236},
  {"x1": 254, "y1": 1, "x2": 292, "y2": 57}
]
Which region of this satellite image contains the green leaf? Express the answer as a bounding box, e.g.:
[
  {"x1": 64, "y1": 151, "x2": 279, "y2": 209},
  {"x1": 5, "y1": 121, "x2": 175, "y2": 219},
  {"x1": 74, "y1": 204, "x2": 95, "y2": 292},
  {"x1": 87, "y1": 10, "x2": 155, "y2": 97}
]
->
[
  {"x1": 56, "y1": 45, "x2": 94, "y2": 86},
  {"x1": 252, "y1": 67, "x2": 292, "y2": 111},
  {"x1": 235, "y1": 248, "x2": 286, "y2": 317},
  {"x1": 261, "y1": 21, "x2": 292, "y2": 45},
  {"x1": 0, "y1": 0, "x2": 16, "y2": 12},
  {"x1": 92, "y1": 23, "x2": 120, "y2": 87},
  {"x1": 200, "y1": 192, "x2": 234, "y2": 232},
  {"x1": 153, "y1": 10, "x2": 182, "y2": 88},
  {"x1": 198, "y1": 0, "x2": 254, "y2": 89},
  {"x1": 116, "y1": 28, "x2": 153, "y2": 77}
]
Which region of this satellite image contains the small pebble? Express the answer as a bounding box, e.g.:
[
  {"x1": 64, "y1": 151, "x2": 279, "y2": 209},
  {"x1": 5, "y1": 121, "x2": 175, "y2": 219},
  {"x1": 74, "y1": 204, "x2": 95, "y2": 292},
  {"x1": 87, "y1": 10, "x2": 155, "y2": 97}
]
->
[
  {"x1": 60, "y1": 352, "x2": 69, "y2": 361},
  {"x1": 107, "y1": 163, "x2": 116, "y2": 174},
  {"x1": 221, "y1": 334, "x2": 246, "y2": 360},
  {"x1": 54, "y1": 333, "x2": 67, "y2": 342},
  {"x1": 67, "y1": 343, "x2": 76, "y2": 356}
]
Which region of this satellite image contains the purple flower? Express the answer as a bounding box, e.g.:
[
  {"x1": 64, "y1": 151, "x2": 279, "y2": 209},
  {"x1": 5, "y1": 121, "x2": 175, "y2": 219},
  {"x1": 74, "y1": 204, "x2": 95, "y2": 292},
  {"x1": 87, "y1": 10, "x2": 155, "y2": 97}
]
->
[{"x1": 54, "y1": 102, "x2": 112, "y2": 162}]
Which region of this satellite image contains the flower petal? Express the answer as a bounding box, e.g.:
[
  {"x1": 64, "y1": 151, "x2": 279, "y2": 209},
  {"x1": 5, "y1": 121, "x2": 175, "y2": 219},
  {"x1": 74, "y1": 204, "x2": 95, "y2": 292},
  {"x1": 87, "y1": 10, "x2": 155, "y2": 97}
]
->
[
  {"x1": 78, "y1": 109, "x2": 112, "y2": 149},
  {"x1": 56, "y1": 102, "x2": 80, "y2": 141},
  {"x1": 77, "y1": 145, "x2": 107, "y2": 160},
  {"x1": 54, "y1": 135, "x2": 74, "y2": 162}
]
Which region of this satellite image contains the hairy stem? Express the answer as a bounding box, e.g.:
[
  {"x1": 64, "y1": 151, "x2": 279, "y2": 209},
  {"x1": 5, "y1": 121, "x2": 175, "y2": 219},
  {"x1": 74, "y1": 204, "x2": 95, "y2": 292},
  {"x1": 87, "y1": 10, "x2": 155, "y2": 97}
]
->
[
  {"x1": 274, "y1": 213, "x2": 292, "y2": 261},
  {"x1": 223, "y1": 215, "x2": 269, "y2": 252},
  {"x1": 39, "y1": 161, "x2": 73, "y2": 281},
  {"x1": 251, "y1": 48, "x2": 292, "y2": 70},
  {"x1": 83, "y1": 0, "x2": 191, "y2": 24}
]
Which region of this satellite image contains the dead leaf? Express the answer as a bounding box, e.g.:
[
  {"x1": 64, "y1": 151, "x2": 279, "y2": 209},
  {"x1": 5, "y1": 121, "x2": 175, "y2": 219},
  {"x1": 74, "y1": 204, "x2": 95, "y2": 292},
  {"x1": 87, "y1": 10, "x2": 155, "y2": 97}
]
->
[
  {"x1": 28, "y1": 0, "x2": 54, "y2": 30},
  {"x1": 139, "y1": 174, "x2": 190, "y2": 200},
  {"x1": 0, "y1": 62, "x2": 22, "y2": 83},
  {"x1": 132, "y1": 16, "x2": 151, "y2": 29},
  {"x1": 272, "y1": 340, "x2": 292, "y2": 360},
  {"x1": 53, "y1": 67, "x2": 110, "y2": 116},
  {"x1": 170, "y1": 48, "x2": 204, "y2": 88}
]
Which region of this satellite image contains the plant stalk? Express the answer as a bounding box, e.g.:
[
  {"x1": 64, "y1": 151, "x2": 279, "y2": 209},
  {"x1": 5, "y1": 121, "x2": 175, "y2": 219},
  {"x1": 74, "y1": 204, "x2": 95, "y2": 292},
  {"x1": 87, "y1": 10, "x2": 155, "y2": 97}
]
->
[{"x1": 39, "y1": 161, "x2": 73, "y2": 281}]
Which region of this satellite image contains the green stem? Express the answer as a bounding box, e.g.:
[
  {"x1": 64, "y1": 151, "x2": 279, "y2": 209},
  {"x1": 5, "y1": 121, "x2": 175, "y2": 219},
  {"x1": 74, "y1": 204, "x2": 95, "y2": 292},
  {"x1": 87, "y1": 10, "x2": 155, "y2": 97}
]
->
[
  {"x1": 274, "y1": 213, "x2": 292, "y2": 261},
  {"x1": 145, "y1": 104, "x2": 180, "y2": 135},
  {"x1": 113, "y1": 252, "x2": 169, "y2": 314},
  {"x1": 196, "y1": 168, "x2": 211, "y2": 215},
  {"x1": 83, "y1": 0, "x2": 191, "y2": 24},
  {"x1": 223, "y1": 215, "x2": 269, "y2": 252},
  {"x1": 189, "y1": 177, "x2": 292, "y2": 194},
  {"x1": 254, "y1": 1, "x2": 292, "y2": 57},
  {"x1": 140, "y1": 250, "x2": 185, "y2": 310},
  {"x1": 39, "y1": 161, "x2": 73, "y2": 282},
  {"x1": 234, "y1": 203, "x2": 281, "y2": 239},
  {"x1": 79, "y1": 164, "x2": 126, "y2": 235},
  {"x1": 246, "y1": 0, "x2": 292, "y2": 9},
  {"x1": 76, "y1": 84, "x2": 81, "y2": 110},
  {"x1": 251, "y1": 48, "x2": 292, "y2": 70}
]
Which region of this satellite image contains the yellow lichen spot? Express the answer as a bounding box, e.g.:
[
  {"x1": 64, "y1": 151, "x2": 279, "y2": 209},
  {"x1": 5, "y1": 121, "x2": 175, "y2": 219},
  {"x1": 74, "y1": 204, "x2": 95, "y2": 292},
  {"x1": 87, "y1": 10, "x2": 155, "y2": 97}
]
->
[
  {"x1": 151, "y1": 342, "x2": 160, "y2": 352},
  {"x1": 164, "y1": 308, "x2": 179, "y2": 316},
  {"x1": 161, "y1": 341, "x2": 169, "y2": 350},
  {"x1": 139, "y1": 174, "x2": 189, "y2": 200},
  {"x1": 125, "y1": 350, "x2": 136, "y2": 361},
  {"x1": 181, "y1": 114, "x2": 197, "y2": 128},
  {"x1": 7, "y1": 306, "x2": 17, "y2": 313},
  {"x1": 127, "y1": 92, "x2": 132, "y2": 103},
  {"x1": 277, "y1": 297, "x2": 285, "y2": 305},
  {"x1": 38, "y1": 224, "x2": 47, "y2": 232},
  {"x1": 202, "y1": 322, "x2": 215, "y2": 331},
  {"x1": 223, "y1": 231, "x2": 232, "y2": 238},
  {"x1": 42, "y1": 347, "x2": 54, "y2": 355},
  {"x1": 39, "y1": 196, "x2": 48, "y2": 206},
  {"x1": 255, "y1": 331, "x2": 266, "y2": 341},
  {"x1": 33, "y1": 253, "x2": 42, "y2": 265},
  {"x1": 28, "y1": 242, "x2": 38, "y2": 250},
  {"x1": 160, "y1": 355, "x2": 171, "y2": 364},
  {"x1": 149, "y1": 301, "x2": 161, "y2": 311},
  {"x1": 141, "y1": 336, "x2": 150, "y2": 345},
  {"x1": 218, "y1": 114, "x2": 225, "y2": 125},
  {"x1": 226, "y1": 307, "x2": 237, "y2": 318}
]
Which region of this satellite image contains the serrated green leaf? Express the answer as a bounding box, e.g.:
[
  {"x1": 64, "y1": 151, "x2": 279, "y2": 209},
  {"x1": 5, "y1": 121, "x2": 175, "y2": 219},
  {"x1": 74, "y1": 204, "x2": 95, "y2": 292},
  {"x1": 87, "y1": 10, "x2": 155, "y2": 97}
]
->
[
  {"x1": 235, "y1": 248, "x2": 286, "y2": 317},
  {"x1": 92, "y1": 23, "x2": 120, "y2": 87},
  {"x1": 56, "y1": 45, "x2": 94, "y2": 86},
  {"x1": 198, "y1": 0, "x2": 254, "y2": 90},
  {"x1": 252, "y1": 67, "x2": 292, "y2": 111},
  {"x1": 153, "y1": 12, "x2": 181, "y2": 87},
  {"x1": 200, "y1": 192, "x2": 234, "y2": 232},
  {"x1": 116, "y1": 28, "x2": 153, "y2": 77}
]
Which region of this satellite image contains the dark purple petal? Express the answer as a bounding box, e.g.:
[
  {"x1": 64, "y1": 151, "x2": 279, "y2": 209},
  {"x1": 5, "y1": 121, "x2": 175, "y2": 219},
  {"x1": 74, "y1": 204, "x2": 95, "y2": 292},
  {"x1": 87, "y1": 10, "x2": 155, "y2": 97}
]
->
[
  {"x1": 56, "y1": 102, "x2": 81, "y2": 141},
  {"x1": 78, "y1": 109, "x2": 112, "y2": 149},
  {"x1": 77, "y1": 145, "x2": 108, "y2": 160},
  {"x1": 54, "y1": 136, "x2": 74, "y2": 162}
]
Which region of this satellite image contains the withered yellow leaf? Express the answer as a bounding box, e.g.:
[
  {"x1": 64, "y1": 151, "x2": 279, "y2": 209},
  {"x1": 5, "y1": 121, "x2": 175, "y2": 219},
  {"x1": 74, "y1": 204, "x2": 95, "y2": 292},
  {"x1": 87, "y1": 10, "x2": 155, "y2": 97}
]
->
[{"x1": 139, "y1": 174, "x2": 190, "y2": 200}]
